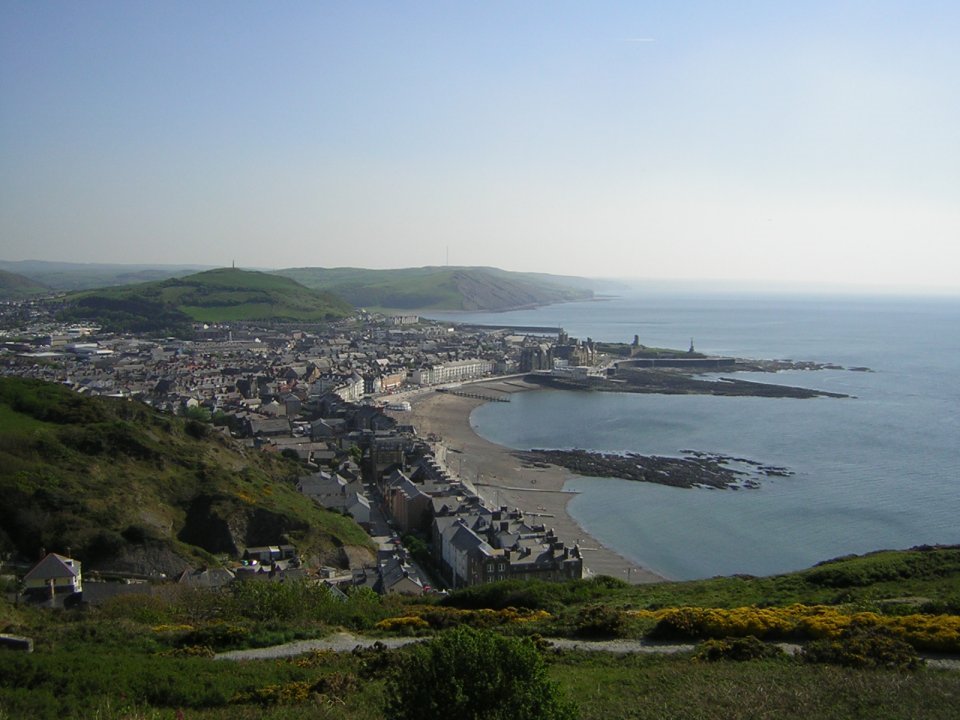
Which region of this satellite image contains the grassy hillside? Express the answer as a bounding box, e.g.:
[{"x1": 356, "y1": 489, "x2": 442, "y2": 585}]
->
[
  {"x1": 0, "y1": 377, "x2": 371, "y2": 574},
  {"x1": 274, "y1": 266, "x2": 594, "y2": 311},
  {"x1": 58, "y1": 267, "x2": 354, "y2": 336},
  {"x1": 0, "y1": 268, "x2": 49, "y2": 299}
]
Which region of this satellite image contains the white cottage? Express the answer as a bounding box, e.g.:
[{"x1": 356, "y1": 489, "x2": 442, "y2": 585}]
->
[{"x1": 23, "y1": 553, "x2": 83, "y2": 597}]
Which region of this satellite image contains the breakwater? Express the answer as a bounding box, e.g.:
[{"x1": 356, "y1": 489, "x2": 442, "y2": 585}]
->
[
  {"x1": 526, "y1": 370, "x2": 849, "y2": 398},
  {"x1": 436, "y1": 388, "x2": 510, "y2": 402},
  {"x1": 455, "y1": 323, "x2": 563, "y2": 334},
  {"x1": 616, "y1": 357, "x2": 737, "y2": 369}
]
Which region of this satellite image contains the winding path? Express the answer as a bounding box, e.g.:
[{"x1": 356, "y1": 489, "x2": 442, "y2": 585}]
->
[{"x1": 215, "y1": 631, "x2": 960, "y2": 670}]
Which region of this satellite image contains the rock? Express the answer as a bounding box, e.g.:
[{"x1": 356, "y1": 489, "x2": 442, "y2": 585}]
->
[{"x1": 515, "y1": 449, "x2": 794, "y2": 491}]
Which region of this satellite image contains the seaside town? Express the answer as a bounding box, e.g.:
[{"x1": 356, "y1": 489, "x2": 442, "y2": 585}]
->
[
  {"x1": 3, "y1": 4, "x2": 958, "y2": 716},
  {"x1": 1, "y1": 298, "x2": 604, "y2": 607}
]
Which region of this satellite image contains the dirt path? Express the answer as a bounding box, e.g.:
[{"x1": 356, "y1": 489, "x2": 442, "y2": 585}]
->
[{"x1": 215, "y1": 632, "x2": 960, "y2": 670}]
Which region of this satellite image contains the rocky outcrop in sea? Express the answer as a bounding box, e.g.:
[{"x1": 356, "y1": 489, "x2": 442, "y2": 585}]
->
[{"x1": 515, "y1": 449, "x2": 794, "y2": 490}]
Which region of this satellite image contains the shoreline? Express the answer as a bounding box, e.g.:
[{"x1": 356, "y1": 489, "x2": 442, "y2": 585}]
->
[{"x1": 401, "y1": 378, "x2": 668, "y2": 584}]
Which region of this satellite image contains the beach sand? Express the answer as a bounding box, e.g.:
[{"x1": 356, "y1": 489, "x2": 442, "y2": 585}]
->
[{"x1": 401, "y1": 378, "x2": 667, "y2": 584}]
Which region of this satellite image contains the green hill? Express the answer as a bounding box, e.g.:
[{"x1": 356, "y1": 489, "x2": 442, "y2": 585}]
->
[
  {"x1": 58, "y1": 267, "x2": 354, "y2": 336},
  {"x1": 274, "y1": 266, "x2": 594, "y2": 311},
  {"x1": 0, "y1": 377, "x2": 371, "y2": 576},
  {"x1": 0, "y1": 268, "x2": 49, "y2": 299}
]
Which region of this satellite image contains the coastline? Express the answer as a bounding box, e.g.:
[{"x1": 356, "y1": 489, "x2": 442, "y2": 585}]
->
[{"x1": 401, "y1": 378, "x2": 668, "y2": 584}]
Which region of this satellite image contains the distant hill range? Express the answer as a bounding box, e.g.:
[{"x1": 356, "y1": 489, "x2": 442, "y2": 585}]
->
[
  {"x1": 273, "y1": 266, "x2": 594, "y2": 311},
  {"x1": 0, "y1": 377, "x2": 371, "y2": 577},
  {"x1": 0, "y1": 268, "x2": 50, "y2": 299},
  {"x1": 59, "y1": 268, "x2": 354, "y2": 336},
  {"x1": 0, "y1": 260, "x2": 213, "y2": 292}
]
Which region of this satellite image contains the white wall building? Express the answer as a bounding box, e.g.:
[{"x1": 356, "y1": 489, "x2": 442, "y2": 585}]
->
[{"x1": 412, "y1": 359, "x2": 493, "y2": 386}]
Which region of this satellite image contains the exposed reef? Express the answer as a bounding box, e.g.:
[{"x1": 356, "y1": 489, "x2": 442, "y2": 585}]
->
[{"x1": 515, "y1": 449, "x2": 794, "y2": 490}]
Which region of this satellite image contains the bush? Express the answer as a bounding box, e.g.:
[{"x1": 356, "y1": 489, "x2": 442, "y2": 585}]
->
[
  {"x1": 185, "y1": 420, "x2": 208, "y2": 440},
  {"x1": 693, "y1": 635, "x2": 785, "y2": 662},
  {"x1": 385, "y1": 627, "x2": 578, "y2": 720},
  {"x1": 178, "y1": 622, "x2": 248, "y2": 651},
  {"x1": 444, "y1": 576, "x2": 623, "y2": 613},
  {"x1": 800, "y1": 625, "x2": 924, "y2": 671},
  {"x1": 575, "y1": 604, "x2": 629, "y2": 638},
  {"x1": 232, "y1": 672, "x2": 359, "y2": 707},
  {"x1": 641, "y1": 604, "x2": 960, "y2": 652}
]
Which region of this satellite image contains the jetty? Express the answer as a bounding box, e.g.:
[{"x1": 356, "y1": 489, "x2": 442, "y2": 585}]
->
[{"x1": 436, "y1": 388, "x2": 510, "y2": 402}]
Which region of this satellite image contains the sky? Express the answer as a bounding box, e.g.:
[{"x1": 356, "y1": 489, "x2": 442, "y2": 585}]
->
[{"x1": 1, "y1": 1, "x2": 958, "y2": 292}]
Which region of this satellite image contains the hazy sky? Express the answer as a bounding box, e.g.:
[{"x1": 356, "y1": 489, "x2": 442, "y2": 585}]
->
[{"x1": 2, "y1": 2, "x2": 958, "y2": 291}]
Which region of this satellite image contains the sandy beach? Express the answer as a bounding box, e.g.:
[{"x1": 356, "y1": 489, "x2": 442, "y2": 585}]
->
[{"x1": 400, "y1": 378, "x2": 667, "y2": 584}]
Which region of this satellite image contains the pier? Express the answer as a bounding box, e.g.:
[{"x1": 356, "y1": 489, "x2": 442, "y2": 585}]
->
[{"x1": 436, "y1": 388, "x2": 510, "y2": 402}]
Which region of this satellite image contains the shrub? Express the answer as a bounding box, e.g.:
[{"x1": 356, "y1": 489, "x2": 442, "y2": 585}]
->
[
  {"x1": 185, "y1": 420, "x2": 208, "y2": 440},
  {"x1": 643, "y1": 604, "x2": 960, "y2": 652},
  {"x1": 374, "y1": 616, "x2": 430, "y2": 633},
  {"x1": 693, "y1": 635, "x2": 785, "y2": 662},
  {"x1": 800, "y1": 625, "x2": 924, "y2": 671},
  {"x1": 158, "y1": 645, "x2": 215, "y2": 659},
  {"x1": 444, "y1": 580, "x2": 558, "y2": 611},
  {"x1": 233, "y1": 672, "x2": 359, "y2": 707},
  {"x1": 352, "y1": 641, "x2": 398, "y2": 679},
  {"x1": 228, "y1": 578, "x2": 341, "y2": 623},
  {"x1": 384, "y1": 627, "x2": 578, "y2": 720},
  {"x1": 384, "y1": 606, "x2": 552, "y2": 632},
  {"x1": 178, "y1": 622, "x2": 248, "y2": 650},
  {"x1": 575, "y1": 604, "x2": 629, "y2": 638}
]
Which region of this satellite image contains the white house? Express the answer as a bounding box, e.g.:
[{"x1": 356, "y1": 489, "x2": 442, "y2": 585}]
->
[{"x1": 23, "y1": 553, "x2": 83, "y2": 597}]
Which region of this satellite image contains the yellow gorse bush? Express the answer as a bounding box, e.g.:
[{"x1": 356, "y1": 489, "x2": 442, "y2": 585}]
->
[
  {"x1": 634, "y1": 604, "x2": 960, "y2": 652},
  {"x1": 376, "y1": 606, "x2": 552, "y2": 631},
  {"x1": 151, "y1": 624, "x2": 194, "y2": 633},
  {"x1": 375, "y1": 616, "x2": 430, "y2": 631}
]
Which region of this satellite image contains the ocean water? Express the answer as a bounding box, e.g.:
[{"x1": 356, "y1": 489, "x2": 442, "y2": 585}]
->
[{"x1": 427, "y1": 291, "x2": 960, "y2": 580}]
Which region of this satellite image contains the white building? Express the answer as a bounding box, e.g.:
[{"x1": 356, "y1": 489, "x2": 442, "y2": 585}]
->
[
  {"x1": 412, "y1": 359, "x2": 493, "y2": 386},
  {"x1": 23, "y1": 553, "x2": 83, "y2": 597}
]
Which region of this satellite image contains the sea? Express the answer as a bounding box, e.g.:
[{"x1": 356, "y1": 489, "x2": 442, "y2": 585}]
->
[{"x1": 426, "y1": 290, "x2": 960, "y2": 580}]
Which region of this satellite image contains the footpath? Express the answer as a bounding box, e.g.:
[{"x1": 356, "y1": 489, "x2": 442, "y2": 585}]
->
[{"x1": 215, "y1": 631, "x2": 960, "y2": 670}]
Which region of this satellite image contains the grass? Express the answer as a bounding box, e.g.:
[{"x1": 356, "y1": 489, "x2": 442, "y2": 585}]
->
[
  {"x1": 1, "y1": 630, "x2": 957, "y2": 720},
  {"x1": 0, "y1": 404, "x2": 50, "y2": 433},
  {"x1": 59, "y1": 267, "x2": 353, "y2": 335},
  {"x1": 441, "y1": 549, "x2": 960, "y2": 620},
  {"x1": 549, "y1": 650, "x2": 960, "y2": 720},
  {"x1": 0, "y1": 377, "x2": 372, "y2": 566}
]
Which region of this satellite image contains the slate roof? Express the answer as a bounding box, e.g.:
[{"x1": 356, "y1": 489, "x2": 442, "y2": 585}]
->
[{"x1": 23, "y1": 553, "x2": 80, "y2": 582}]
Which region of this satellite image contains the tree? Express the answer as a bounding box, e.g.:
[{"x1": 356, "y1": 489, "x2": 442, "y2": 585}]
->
[{"x1": 385, "y1": 627, "x2": 578, "y2": 720}]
